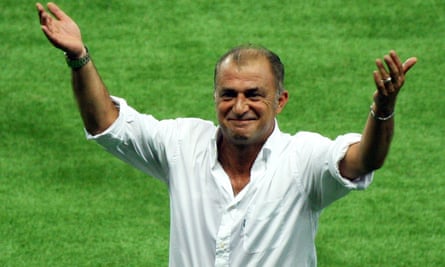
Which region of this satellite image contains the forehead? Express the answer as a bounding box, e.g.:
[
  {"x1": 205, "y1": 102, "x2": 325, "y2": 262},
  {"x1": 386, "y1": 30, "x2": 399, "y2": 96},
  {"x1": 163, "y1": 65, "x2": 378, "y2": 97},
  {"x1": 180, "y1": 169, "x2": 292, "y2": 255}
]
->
[{"x1": 216, "y1": 57, "x2": 274, "y2": 88}]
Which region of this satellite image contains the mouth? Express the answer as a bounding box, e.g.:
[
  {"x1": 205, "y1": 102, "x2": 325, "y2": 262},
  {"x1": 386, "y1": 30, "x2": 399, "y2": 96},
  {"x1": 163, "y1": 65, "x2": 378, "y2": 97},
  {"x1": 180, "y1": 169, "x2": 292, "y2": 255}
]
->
[
  {"x1": 228, "y1": 117, "x2": 256, "y2": 122},
  {"x1": 227, "y1": 118, "x2": 256, "y2": 127},
  {"x1": 227, "y1": 114, "x2": 257, "y2": 121}
]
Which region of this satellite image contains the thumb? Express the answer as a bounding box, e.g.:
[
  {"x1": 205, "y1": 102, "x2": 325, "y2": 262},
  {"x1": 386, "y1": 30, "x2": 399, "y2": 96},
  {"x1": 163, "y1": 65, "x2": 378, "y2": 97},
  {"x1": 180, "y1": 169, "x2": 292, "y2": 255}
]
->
[{"x1": 403, "y1": 57, "x2": 417, "y2": 74}]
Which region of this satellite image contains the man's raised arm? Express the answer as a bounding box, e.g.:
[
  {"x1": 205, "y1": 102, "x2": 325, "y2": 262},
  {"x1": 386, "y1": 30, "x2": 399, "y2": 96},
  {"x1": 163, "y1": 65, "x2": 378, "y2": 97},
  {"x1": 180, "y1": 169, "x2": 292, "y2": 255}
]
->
[
  {"x1": 36, "y1": 2, "x2": 118, "y2": 135},
  {"x1": 340, "y1": 50, "x2": 417, "y2": 179}
]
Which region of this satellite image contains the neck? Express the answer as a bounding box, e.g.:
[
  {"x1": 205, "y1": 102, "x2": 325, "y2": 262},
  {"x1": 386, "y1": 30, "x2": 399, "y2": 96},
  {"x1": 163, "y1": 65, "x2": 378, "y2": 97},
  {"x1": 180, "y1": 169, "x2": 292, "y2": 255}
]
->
[
  {"x1": 218, "y1": 139, "x2": 264, "y2": 196},
  {"x1": 218, "y1": 139, "x2": 263, "y2": 175}
]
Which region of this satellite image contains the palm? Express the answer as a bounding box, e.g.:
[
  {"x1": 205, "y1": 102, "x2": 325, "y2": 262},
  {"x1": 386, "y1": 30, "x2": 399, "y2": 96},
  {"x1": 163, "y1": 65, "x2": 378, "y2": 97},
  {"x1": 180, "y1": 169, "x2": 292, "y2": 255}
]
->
[
  {"x1": 37, "y1": 3, "x2": 84, "y2": 56},
  {"x1": 373, "y1": 51, "x2": 417, "y2": 108}
]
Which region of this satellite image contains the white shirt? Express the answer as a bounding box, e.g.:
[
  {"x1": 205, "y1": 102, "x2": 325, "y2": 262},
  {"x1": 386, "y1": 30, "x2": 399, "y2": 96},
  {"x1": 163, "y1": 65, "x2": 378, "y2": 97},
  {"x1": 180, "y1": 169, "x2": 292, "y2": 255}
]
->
[{"x1": 88, "y1": 96, "x2": 373, "y2": 267}]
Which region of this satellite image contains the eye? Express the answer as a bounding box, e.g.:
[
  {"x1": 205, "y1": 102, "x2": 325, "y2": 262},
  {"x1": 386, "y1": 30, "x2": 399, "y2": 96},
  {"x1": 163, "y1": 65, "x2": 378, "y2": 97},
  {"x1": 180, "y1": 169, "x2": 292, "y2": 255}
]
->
[
  {"x1": 245, "y1": 90, "x2": 263, "y2": 100},
  {"x1": 219, "y1": 90, "x2": 236, "y2": 100}
]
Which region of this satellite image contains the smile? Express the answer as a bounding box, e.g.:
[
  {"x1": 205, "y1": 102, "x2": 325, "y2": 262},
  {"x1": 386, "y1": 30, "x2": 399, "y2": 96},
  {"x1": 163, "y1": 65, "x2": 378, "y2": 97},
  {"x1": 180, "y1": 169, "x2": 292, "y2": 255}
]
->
[{"x1": 228, "y1": 119, "x2": 256, "y2": 127}]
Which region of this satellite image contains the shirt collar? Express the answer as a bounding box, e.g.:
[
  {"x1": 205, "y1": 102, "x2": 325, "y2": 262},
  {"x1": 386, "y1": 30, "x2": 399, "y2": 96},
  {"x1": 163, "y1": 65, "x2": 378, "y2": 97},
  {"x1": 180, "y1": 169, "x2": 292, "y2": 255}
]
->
[
  {"x1": 210, "y1": 119, "x2": 283, "y2": 166},
  {"x1": 260, "y1": 119, "x2": 281, "y2": 162}
]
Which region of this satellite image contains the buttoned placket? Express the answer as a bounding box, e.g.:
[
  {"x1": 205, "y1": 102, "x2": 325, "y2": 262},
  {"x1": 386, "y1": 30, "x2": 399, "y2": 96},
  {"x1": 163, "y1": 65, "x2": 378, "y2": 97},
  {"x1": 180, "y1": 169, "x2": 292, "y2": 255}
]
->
[
  {"x1": 213, "y1": 149, "x2": 269, "y2": 267},
  {"x1": 214, "y1": 202, "x2": 239, "y2": 267},
  {"x1": 212, "y1": 160, "x2": 246, "y2": 267}
]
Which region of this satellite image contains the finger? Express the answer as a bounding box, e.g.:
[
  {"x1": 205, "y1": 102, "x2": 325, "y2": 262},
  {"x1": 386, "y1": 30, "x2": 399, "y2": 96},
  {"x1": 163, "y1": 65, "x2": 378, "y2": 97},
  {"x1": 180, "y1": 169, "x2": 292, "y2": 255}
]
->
[
  {"x1": 384, "y1": 54, "x2": 399, "y2": 82},
  {"x1": 47, "y1": 2, "x2": 70, "y2": 21},
  {"x1": 36, "y1": 2, "x2": 44, "y2": 13},
  {"x1": 402, "y1": 57, "x2": 418, "y2": 74},
  {"x1": 38, "y1": 10, "x2": 51, "y2": 27},
  {"x1": 373, "y1": 70, "x2": 382, "y2": 87},
  {"x1": 373, "y1": 70, "x2": 388, "y2": 97},
  {"x1": 376, "y1": 56, "x2": 398, "y2": 95},
  {"x1": 376, "y1": 58, "x2": 393, "y2": 85},
  {"x1": 389, "y1": 50, "x2": 404, "y2": 75},
  {"x1": 375, "y1": 58, "x2": 389, "y2": 78},
  {"x1": 36, "y1": 2, "x2": 47, "y2": 24},
  {"x1": 36, "y1": 7, "x2": 55, "y2": 41}
]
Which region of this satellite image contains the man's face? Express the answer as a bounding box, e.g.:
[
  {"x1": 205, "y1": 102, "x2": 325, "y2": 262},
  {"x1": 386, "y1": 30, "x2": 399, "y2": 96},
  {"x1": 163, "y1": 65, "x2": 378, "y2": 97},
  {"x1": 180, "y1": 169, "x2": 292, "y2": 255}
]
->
[{"x1": 214, "y1": 57, "x2": 288, "y2": 146}]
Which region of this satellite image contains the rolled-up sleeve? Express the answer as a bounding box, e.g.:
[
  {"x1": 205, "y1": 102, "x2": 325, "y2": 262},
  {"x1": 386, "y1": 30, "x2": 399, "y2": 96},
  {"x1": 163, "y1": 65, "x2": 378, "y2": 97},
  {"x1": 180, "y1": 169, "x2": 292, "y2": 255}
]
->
[
  {"x1": 307, "y1": 132, "x2": 374, "y2": 210},
  {"x1": 327, "y1": 133, "x2": 374, "y2": 190},
  {"x1": 85, "y1": 96, "x2": 175, "y2": 182},
  {"x1": 86, "y1": 96, "x2": 129, "y2": 142}
]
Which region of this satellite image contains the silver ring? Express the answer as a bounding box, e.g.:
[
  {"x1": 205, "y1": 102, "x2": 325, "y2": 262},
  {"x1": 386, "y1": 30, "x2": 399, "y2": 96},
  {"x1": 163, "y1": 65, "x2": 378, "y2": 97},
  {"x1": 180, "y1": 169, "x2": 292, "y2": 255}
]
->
[{"x1": 383, "y1": 77, "x2": 392, "y2": 84}]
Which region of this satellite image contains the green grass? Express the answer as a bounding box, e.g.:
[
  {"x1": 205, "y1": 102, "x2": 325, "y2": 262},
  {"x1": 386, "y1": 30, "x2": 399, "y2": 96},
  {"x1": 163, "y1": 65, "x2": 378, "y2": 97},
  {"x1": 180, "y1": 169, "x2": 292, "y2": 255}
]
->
[{"x1": 1, "y1": 0, "x2": 444, "y2": 266}]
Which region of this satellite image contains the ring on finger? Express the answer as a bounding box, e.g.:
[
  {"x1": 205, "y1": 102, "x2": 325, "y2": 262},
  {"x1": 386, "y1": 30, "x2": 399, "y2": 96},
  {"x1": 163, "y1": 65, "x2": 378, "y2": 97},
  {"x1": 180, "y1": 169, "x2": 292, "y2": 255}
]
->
[{"x1": 383, "y1": 77, "x2": 392, "y2": 84}]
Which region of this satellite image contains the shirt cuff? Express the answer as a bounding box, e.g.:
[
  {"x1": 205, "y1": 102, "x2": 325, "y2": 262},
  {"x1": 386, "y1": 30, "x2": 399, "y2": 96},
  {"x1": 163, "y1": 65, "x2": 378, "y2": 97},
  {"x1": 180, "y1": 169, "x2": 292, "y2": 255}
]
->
[
  {"x1": 328, "y1": 133, "x2": 374, "y2": 190},
  {"x1": 85, "y1": 96, "x2": 127, "y2": 140}
]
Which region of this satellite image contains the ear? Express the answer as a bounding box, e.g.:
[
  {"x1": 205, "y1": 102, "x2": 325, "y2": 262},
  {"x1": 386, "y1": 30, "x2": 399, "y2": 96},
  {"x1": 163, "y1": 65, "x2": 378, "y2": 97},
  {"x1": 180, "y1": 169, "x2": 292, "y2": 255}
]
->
[{"x1": 275, "y1": 90, "x2": 289, "y2": 114}]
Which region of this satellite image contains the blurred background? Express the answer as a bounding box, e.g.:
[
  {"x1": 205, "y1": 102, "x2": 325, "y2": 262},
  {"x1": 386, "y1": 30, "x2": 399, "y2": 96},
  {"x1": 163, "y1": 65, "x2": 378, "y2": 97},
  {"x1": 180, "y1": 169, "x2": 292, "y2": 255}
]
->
[{"x1": 1, "y1": 0, "x2": 444, "y2": 266}]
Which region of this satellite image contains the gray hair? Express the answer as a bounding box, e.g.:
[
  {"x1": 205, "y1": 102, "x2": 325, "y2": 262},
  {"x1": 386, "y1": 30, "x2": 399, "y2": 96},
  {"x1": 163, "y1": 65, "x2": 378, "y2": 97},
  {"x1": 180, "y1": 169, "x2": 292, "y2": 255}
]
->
[{"x1": 213, "y1": 44, "x2": 285, "y2": 95}]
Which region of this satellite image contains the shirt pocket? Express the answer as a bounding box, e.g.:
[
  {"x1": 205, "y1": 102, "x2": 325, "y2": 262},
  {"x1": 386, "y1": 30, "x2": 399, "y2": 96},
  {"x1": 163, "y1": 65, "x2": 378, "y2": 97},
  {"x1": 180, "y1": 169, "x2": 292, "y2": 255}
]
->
[{"x1": 242, "y1": 198, "x2": 284, "y2": 253}]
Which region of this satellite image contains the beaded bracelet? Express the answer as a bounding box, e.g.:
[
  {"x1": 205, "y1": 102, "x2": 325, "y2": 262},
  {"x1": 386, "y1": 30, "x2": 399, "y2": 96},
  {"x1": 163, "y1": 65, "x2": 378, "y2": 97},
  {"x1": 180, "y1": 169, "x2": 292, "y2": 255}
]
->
[{"x1": 369, "y1": 105, "x2": 395, "y2": 121}]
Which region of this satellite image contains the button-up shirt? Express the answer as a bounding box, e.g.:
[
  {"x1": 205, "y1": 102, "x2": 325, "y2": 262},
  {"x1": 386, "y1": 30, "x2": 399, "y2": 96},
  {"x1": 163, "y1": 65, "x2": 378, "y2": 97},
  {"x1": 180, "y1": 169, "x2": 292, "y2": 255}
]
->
[{"x1": 88, "y1": 96, "x2": 373, "y2": 267}]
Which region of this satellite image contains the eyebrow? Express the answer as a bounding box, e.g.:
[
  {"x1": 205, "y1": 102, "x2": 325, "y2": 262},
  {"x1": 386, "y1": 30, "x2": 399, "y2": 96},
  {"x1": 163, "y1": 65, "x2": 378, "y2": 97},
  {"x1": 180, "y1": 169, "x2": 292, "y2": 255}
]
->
[{"x1": 219, "y1": 87, "x2": 262, "y2": 93}]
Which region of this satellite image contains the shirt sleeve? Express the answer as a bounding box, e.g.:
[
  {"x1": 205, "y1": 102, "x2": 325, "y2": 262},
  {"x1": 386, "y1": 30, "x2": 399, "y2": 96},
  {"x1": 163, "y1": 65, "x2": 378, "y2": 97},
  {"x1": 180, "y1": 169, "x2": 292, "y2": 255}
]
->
[
  {"x1": 301, "y1": 132, "x2": 374, "y2": 210},
  {"x1": 85, "y1": 96, "x2": 177, "y2": 182},
  {"x1": 327, "y1": 133, "x2": 374, "y2": 189}
]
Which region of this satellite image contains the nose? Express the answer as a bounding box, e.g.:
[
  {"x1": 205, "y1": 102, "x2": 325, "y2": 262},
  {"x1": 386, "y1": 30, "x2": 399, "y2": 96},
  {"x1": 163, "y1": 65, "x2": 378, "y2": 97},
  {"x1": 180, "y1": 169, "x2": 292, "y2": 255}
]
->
[{"x1": 233, "y1": 94, "x2": 249, "y2": 115}]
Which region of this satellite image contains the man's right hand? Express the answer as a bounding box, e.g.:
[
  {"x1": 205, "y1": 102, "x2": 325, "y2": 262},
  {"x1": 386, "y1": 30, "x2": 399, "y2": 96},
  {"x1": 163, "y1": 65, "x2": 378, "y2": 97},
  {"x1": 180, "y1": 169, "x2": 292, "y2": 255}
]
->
[{"x1": 36, "y1": 2, "x2": 85, "y2": 58}]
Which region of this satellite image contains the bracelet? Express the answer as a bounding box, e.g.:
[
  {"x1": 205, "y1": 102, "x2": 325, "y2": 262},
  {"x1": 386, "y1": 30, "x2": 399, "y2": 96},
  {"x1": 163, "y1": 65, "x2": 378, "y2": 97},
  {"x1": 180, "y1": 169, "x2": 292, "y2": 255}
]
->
[
  {"x1": 369, "y1": 105, "x2": 395, "y2": 121},
  {"x1": 65, "y1": 46, "x2": 90, "y2": 69}
]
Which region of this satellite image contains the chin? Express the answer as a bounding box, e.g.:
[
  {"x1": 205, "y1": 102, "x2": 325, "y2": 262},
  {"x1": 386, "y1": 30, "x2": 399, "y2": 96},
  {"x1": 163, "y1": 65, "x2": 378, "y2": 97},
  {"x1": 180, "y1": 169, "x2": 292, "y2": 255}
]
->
[{"x1": 230, "y1": 133, "x2": 265, "y2": 146}]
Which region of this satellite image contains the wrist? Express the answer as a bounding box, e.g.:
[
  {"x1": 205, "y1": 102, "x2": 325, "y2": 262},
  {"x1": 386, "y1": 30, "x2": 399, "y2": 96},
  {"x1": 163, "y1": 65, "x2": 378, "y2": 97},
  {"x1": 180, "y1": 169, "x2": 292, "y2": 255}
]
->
[
  {"x1": 370, "y1": 103, "x2": 395, "y2": 121},
  {"x1": 65, "y1": 45, "x2": 87, "y2": 59},
  {"x1": 65, "y1": 46, "x2": 90, "y2": 69}
]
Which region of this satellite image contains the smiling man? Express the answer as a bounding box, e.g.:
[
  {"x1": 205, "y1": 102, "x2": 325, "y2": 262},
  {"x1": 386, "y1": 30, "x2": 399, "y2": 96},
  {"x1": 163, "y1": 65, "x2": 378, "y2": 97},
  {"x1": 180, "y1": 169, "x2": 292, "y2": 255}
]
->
[
  {"x1": 214, "y1": 49, "x2": 289, "y2": 195},
  {"x1": 215, "y1": 50, "x2": 288, "y2": 145},
  {"x1": 37, "y1": 2, "x2": 416, "y2": 266}
]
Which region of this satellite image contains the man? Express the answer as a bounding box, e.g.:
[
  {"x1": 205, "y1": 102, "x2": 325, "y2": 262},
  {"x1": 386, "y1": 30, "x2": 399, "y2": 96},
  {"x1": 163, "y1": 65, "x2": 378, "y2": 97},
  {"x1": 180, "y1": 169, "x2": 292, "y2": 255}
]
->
[{"x1": 37, "y1": 2, "x2": 417, "y2": 266}]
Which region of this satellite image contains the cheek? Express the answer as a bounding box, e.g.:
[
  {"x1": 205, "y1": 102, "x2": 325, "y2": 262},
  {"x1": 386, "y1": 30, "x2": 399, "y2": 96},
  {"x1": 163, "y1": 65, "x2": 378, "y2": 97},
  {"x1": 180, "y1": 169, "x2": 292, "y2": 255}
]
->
[
  {"x1": 255, "y1": 100, "x2": 277, "y2": 115},
  {"x1": 216, "y1": 102, "x2": 231, "y2": 117}
]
